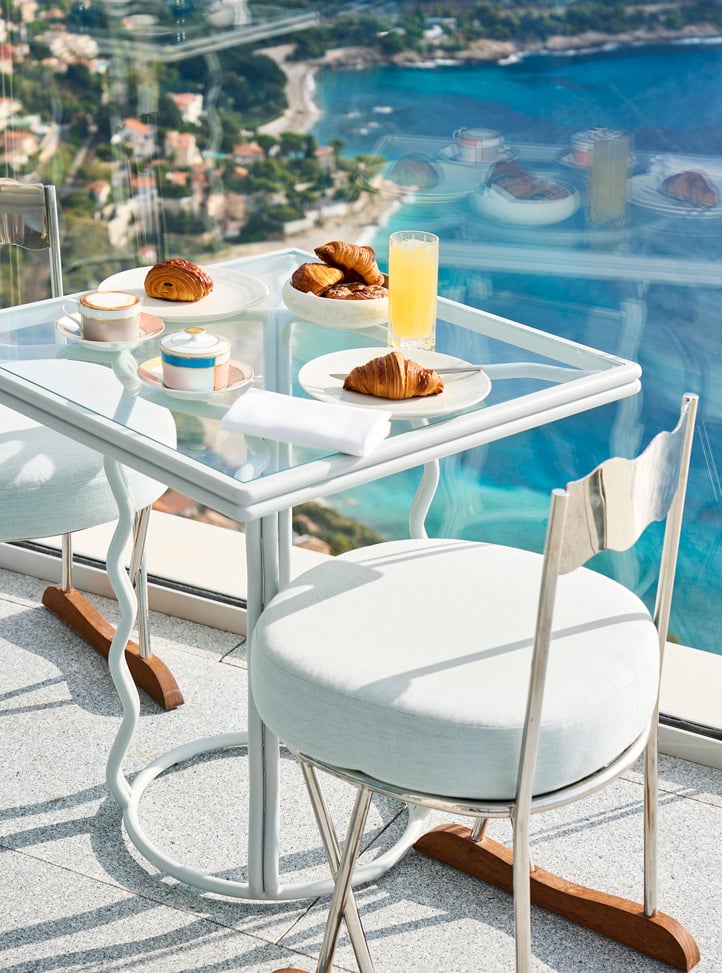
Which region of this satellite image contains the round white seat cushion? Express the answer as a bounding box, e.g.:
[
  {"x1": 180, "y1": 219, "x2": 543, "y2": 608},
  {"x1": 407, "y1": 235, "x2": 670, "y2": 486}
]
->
[
  {"x1": 251, "y1": 538, "x2": 660, "y2": 801},
  {"x1": 0, "y1": 359, "x2": 176, "y2": 540}
]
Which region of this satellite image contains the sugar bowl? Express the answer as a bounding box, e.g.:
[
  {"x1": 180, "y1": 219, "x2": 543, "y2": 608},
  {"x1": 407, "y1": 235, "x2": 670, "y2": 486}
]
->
[{"x1": 160, "y1": 327, "x2": 231, "y2": 392}]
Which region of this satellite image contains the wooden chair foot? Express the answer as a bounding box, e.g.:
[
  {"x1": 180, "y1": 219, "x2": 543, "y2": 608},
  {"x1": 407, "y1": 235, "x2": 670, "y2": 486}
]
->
[
  {"x1": 42, "y1": 584, "x2": 184, "y2": 710},
  {"x1": 415, "y1": 824, "x2": 700, "y2": 971}
]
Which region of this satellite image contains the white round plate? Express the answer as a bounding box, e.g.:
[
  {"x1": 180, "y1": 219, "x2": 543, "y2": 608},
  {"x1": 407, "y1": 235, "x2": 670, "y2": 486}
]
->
[
  {"x1": 55, "y1": 311, "x2": 165, "y2": 349},
  {"x1": 282, "y1": 279, "x2": 388, "y2": 330},
  {"x1": 137, "y1": 356, "x2": 254, "y2": 399},
  {"x1": 298, "y1": 348, "x2": 492, "y2": 420},
  {"x1": 437, "y1": 143, "x2": 514, "y2": 169},
  {"x1": 382, "y1": 159, "x2": 483, "y2": 204},
  {"x1": 630, "y1": 172, "x2": 722, "y2": 218},
  {"x1": 98, "y1": 266, "x2": 269, "y2": 322}
]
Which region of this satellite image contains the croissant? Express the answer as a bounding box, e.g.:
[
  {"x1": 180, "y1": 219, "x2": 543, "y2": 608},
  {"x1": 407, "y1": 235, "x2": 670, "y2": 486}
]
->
[
  {"x1": 291, "y1": 262, "x2": 344, "y2": 295},
  {"x1": 314, "y1": 241, "x2": 385, "y2": 286},
  {"x1": 662, "y1": 170, "x2": 719, "y2": 208},
  {"x1": 145, "y1": 258, "x2": 213, "y2": 302},
  {"x1": 343, "y1": 350, "x2": 444, "y2": 400}
]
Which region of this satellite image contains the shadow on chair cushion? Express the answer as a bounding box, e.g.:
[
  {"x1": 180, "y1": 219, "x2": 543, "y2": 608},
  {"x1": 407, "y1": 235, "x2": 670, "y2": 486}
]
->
[{"x1": 0, "y1": 359, "x2": 176, "y2": 541}]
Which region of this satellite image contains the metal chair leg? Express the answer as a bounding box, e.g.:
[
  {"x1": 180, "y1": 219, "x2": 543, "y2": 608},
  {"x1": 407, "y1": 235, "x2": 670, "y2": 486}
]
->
[
  {"x1": 512, "y1": 808, "x2": 533, "y2": 973},
  {"x1": 301, "y1": 762, "x2": 375, "y2": 973},
  {"x1": 129, "y1": 505, "x2": 152, "y2": 659},
  {"x1": 314, "y1": 783, "x2": 374, "y2": 973},
  {"x1": 644, "y1": 724, "x2": 659, "y2": 917},
  {"x1": 61, "y1": 532, "x2": 73, "y2": 592}
]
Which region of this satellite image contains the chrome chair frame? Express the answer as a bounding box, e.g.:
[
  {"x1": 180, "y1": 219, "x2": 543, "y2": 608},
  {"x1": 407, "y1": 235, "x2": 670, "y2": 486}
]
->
[{"x1": 271, "y1": 393, "x2": 699, "y2": 973}]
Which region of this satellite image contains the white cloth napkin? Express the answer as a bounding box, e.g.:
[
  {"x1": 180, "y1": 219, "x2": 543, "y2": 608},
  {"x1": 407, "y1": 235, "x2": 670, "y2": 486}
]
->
[{"x1": 221, "y1": 387, "x2": 391, "y2": 457}]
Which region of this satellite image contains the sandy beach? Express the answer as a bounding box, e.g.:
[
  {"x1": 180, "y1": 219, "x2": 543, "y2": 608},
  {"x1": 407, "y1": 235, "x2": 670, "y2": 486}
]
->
[
  {"x1": 225, "y1": 45, "x2": 394, "y2": 257},
  {"x1": 257, "y1": 44, "x2": 322, "y2": 136}
]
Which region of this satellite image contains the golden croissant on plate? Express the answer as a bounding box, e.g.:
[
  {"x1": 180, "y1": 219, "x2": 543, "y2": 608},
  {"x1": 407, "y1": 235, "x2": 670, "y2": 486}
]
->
[
  {"x1": 145, "y1": 258, "x2": 214, "y2": 302},
  {"x1": 291, "y1": 262, "x2": 344, "y2": 295},
  {"x1": 314, "y1": 241, "x2": 385, "y2": 286},
  {"x1": 343, "y1": 350, "x2": 444, "y2": 400}
]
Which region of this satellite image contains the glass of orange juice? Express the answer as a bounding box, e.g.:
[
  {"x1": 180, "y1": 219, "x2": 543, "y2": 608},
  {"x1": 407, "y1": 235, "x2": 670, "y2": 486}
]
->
[{"x1": 388, "y1": 230, "x2": 439, "y2": 351}]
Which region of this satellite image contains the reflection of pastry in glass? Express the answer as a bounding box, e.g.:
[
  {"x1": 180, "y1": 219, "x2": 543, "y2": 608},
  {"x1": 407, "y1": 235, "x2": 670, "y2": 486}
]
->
[
  {"x1": 390, "y1": 153, "x2": 441, "y2": 190},
  {"x1": 662, "y1": 171, "x2": 719, "y2": 208},
  {"x1": 489, "y1": 161, "x2": 570, "y2": 200}
]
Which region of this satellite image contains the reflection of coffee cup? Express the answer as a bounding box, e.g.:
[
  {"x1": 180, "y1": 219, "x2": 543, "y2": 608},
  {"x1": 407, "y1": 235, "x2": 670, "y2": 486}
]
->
[
  {"x1": 160, "y1": 327, "x2": 231, "y2": 392},
  {"x1": 75, "y1": 290, "x2": 141, "y2": 342},
  {"x1": 570, "y1": 128, "x2": 624, "y2": 167},
  {"x1": 453, "y1": 128, "x2": 502, "y2": 163}
]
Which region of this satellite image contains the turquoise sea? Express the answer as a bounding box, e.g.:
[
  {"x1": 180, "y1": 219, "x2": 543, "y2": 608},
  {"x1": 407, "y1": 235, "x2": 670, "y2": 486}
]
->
[{"x1": 308, "y1": 40, "x2": 722, "y2": 655}]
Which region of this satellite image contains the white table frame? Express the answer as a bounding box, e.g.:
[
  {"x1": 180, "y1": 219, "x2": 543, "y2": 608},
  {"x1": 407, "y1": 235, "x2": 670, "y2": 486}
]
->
[{"x1": 0, "y1": 250, "x2": 641, "y2": 901}]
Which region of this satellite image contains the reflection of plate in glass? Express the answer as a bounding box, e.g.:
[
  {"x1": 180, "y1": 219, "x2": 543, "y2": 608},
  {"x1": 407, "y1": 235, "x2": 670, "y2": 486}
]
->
[
  {"x1": 437, "y1": 144, "x2": 514, "y2": 169},
  {"x1": 559, "y1": 151, "x2": 635, "y2": 170},
  {"x1": 630, "y1": 172, "x2": 722, "y2": 218},
  {"x1": 98, "y1": 266, "x2": 269, "y2": 322},
  {"x1": 469, "y1": 180, "x2": 579, "y2": 226},
  {"x1": 298, "y1": 348, "x2": 492, "y2": 420},
  {"x1": 138, "y1": 356, "x2": 255, "y2": 399},
  {"x1": 55, "y1": 311, "x2": 165, "y2": 349},
  {"x1": 381, "y1": 159, "x2": 484, "y2": 204}
]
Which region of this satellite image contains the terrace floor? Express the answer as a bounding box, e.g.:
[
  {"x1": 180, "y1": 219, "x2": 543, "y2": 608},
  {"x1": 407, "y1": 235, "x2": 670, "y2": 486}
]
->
[{"x1": 2, "y1": 565, "x2": 721, "y2": 973}]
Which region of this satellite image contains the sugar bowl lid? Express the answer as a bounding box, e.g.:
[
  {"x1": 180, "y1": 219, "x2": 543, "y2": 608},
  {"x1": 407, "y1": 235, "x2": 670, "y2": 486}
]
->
[{"x1": 160, "y1": 326, "x2": 230, "y2": 358}]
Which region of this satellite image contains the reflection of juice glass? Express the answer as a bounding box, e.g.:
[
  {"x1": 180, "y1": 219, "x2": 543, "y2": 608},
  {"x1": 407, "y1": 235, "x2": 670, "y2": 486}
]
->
[
  {"x1": 388, "y1": 230, "x2": 439, "y2": 351},
  {"x1": 588, "y1": 131, "x2": 630, "y2": 227}
]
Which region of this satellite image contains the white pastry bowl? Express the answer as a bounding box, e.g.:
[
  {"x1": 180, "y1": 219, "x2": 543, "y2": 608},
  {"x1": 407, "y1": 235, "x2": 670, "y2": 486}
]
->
[
  {"x1": 470, "y1": 180, "x2": 579, "y2": 226},
  {"x1": 281, "y1": 279, "x2": 388, "y2": 330}
]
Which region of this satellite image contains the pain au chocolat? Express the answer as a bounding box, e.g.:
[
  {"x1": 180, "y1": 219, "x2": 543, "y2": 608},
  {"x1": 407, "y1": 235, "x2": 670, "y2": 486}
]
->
[{"x1": 145, "y1": 258, "x2": 214, "y2": 303}]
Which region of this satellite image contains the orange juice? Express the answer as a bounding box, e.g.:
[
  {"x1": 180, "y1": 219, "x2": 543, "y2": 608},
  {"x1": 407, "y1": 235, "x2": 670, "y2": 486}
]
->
[{"x1": 388, "y1": 230, "x2": 439, "y2": 350}]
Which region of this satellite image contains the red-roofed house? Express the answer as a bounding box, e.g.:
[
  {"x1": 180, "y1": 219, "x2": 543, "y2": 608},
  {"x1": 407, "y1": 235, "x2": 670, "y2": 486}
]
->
[
  {"x1": 168, "y1": 92, "x2": 204, "y2": 125},
  {"x1": 112, "y1": 117, "x2": 155, "y2": 160},
  {"x1": 233, "y1": 142, "x2": 264, "y2": 166}
]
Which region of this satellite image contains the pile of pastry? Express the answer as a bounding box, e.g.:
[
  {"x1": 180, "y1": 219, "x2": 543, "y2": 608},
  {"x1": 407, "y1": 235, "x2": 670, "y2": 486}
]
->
[
  {"x1": 489, "y1": 161, "x2": 570, "y2": 201},
  {"x1": 144, "y1": 258, "x2": 213, "y2": 302},
  {"x1": 291, "y1": 241, "x2": 388, "y2": 301}
]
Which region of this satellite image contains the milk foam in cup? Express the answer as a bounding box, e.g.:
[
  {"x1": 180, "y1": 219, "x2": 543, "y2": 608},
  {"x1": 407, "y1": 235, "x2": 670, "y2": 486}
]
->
[
  {"x1": 160, "y1": 327, "x2": 231, "y2": 392},
  {"x1": 75, "y1": 290, "x2": 141, "y2": 342}
]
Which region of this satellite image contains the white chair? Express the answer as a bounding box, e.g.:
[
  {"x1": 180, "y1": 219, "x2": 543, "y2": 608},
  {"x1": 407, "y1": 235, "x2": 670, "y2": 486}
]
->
[
  {"x1": 252, "y1": 394, "x2": 700, "y2": 973},
  {"x1": 0, "y1": 178, "x2": 182, "y2": 708}
]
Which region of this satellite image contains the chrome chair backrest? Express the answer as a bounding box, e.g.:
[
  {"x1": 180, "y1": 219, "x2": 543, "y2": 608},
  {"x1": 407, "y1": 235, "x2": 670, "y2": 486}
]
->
[
  {"x1": 0, "y1": 178, "x2": 63, "y2": 301},
  {"x1": 517, "y1": 392, "x2": 697, "y2": 812}
]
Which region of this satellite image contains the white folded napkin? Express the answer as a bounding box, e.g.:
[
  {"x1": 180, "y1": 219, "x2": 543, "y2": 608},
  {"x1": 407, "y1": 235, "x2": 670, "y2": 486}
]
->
[{"x1": 221, "y1": 387, "x2": 391, "y2": 457}]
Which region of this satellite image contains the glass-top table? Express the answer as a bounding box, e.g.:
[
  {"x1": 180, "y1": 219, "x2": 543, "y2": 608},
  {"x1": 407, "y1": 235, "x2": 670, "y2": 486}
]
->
[{"x1": 0, "y1": 247, "x2": 641, "y2": 901}]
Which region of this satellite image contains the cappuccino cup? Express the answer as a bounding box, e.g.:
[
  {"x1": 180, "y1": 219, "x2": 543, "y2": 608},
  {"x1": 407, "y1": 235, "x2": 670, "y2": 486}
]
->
[
  {"x1": 73, "y1": 290, "x2": 142, "y2": 342},
  {"x1": 453, "y1": 128, "x2": 502, "y2": 163}
]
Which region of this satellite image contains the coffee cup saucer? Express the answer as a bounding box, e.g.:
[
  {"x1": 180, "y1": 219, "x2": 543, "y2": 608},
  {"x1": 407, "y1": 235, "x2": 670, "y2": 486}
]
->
[
  {"x1": 137, "y1": 356, "x2": 255, "y2": 400},
  {"x1": 56, "y1": 311, "x2": 165, "y2": 349}
]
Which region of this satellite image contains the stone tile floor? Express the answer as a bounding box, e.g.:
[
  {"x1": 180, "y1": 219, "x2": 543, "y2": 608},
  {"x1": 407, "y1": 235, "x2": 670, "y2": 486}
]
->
[{"x1": 2, "y1": 566, "x2": 720, "y2": 972}]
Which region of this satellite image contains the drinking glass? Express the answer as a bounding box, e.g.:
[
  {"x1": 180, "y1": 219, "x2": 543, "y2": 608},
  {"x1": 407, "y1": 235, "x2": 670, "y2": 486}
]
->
[
  {"x1": 587, "y1": 130, "x2": 631, "y2": 227},
  {"x1": 388, "y1": 230, "x2": 439, "y2": 351}
]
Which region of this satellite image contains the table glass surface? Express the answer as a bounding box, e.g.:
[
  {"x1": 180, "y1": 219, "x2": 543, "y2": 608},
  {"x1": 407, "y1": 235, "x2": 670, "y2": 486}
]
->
[{"x1": 0, "y1": 248, "x2": 638, "y2": 519}]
